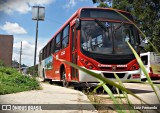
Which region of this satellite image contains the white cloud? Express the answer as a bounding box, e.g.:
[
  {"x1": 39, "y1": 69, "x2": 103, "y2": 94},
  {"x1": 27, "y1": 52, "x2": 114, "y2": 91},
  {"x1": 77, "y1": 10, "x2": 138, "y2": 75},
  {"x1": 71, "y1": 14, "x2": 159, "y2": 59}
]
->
[
  {"x1": 0, "y1": 0, "x2": 55, "y2": 14},
  {"x1": 0, "y1": 22, "x2": 27, "y2": 34},
  {"x1": 29, "y1": 0, "x2": 55, "y2": 6},
  {"x1": 12, "y1": 35, "x2": 48, "y2": 66},
  {"x1": 13, "y1": 40, "x2": 45, "y2": 66},
  {"x1": 64, "y1": 0, "x2": 89, "y2": 9},
  {"x1": 64, "y1": 0, "x2": 76, "y2": 8}
]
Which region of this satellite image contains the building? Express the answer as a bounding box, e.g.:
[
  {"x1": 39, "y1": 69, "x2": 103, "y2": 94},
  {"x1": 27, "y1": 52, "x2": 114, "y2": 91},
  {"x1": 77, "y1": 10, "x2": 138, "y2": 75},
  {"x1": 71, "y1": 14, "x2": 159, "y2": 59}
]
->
[{"x1": 0, "y1": 35, "x2": 14, "y2": 66}]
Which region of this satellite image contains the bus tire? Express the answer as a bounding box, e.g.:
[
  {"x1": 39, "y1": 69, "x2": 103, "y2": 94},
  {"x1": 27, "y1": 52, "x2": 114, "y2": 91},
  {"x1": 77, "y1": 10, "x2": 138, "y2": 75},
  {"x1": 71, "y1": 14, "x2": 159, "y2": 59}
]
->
[
  {"x1": 62, "y1": 69, "x2": 69, "y2": 87},
  {"x1": 141, "y1": 78, "x2": 147, "y2": 81}
]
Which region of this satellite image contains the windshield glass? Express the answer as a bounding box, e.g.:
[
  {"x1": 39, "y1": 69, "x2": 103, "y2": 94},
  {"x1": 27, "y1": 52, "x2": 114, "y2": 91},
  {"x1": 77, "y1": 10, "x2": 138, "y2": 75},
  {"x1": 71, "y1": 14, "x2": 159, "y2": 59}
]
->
[{"x1": 81, "y1": 20, "x2": 138, "y2": 55}]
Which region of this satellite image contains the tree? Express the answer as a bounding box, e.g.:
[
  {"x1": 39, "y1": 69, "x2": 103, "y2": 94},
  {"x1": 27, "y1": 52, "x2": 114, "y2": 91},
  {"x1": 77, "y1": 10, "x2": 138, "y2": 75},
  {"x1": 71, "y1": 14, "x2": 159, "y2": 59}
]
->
[
  {"x1": 92, "y1": 0, "x2": 111, "y2": 8},
  {"x1": 92, "y1": 0, "x2": 160, "y2": 52},
  {"x1": 12, "y1": 60, "x2": 28, "y2": 68},
  {"x1": 113, "y1": 0, "x2": 160, "y2": 52},
  {"x1": 98, "y1": 2, "x2": 109, "y2": 8}
]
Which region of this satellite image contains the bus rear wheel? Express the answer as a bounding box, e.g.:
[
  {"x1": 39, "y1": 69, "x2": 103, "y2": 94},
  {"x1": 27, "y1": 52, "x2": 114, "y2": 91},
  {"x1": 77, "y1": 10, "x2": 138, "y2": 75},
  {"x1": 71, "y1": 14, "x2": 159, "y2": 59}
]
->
[{"x1": 62, "y1": 69, "x2": 69, "y2": 87}]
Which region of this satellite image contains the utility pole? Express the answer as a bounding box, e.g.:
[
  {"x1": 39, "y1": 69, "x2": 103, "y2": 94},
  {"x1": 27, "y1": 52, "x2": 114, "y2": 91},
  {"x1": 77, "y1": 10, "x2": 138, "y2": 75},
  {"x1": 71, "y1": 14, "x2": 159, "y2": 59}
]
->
[
  {"x1": 32, "y1": 6, "x2": 45, "y2": 76},
  {"x1": 32, "y1": 6, "x2": 45, "y2": 67},
  {"x1": 34, "y1": 6, "x2": 39, "y2": 67},
  {"x1": 19, "y1": 41, "x2": 22, "y2": 72}
]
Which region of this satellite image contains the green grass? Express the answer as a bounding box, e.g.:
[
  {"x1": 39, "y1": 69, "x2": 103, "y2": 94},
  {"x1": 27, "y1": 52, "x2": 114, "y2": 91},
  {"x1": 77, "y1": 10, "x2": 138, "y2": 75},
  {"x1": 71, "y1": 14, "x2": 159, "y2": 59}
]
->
[
  {"x1": 0, "y1": 67, "x2": 41, "y2": 95},
  {"x1": 151, "y1": 64, "x2": 160, "y2": 74}
]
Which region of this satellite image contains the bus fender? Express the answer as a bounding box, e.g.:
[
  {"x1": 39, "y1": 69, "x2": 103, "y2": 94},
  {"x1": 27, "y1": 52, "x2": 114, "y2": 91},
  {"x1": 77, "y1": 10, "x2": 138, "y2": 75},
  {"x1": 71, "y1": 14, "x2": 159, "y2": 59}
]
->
[{"x1": 59, "y1": 63, "x2": 68, "y2": 80}]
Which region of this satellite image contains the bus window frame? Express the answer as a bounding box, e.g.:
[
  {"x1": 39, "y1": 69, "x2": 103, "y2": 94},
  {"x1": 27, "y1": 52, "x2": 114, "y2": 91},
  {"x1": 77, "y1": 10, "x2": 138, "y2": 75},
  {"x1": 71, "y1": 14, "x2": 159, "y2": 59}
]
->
[
  {"x1": 62, "y1": 24, "x2": 70, "y2": 49},
  {"x1": 44, "y1": 46, "x2": 47, "y2": 59},
  {"x1": 42, "y1": 48, "x2": 45, "y2": 60},
  {"x1": 48, "y1": 41, "x2": 52, "y2": 57},
  {"x1": 47, "y1": 44, "x2": 50, "y2": 57},
  {"x1": 55, "y1": 33, "x2": 61, "y2": 53},
  {"x1": 51, "y1": 38, "x2": 55, "y2": 53}
]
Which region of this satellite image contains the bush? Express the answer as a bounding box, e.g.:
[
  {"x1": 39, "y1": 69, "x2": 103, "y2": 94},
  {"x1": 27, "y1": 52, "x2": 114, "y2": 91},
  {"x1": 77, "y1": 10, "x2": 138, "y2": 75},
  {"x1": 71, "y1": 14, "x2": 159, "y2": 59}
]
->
[
  {"x1": 0, "y1": 67, "x2": 41, "y2": 95},
  {"x1": 26, "y1": 65, "x2": 38, "y2": 77},
  {"x1": 0, "y1": 60, "x2": 5, "y2": 67}
]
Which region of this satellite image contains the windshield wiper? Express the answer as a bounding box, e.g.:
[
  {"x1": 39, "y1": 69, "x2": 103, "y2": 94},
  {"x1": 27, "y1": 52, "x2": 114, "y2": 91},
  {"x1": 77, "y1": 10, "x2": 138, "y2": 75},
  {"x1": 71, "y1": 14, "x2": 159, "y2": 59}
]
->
[
  {"x1": 94, "y1": 19, "x2": 109, "y2": 32},
  {"x1": 94, "y1": 19, "x2": 116, "y2": 54}
]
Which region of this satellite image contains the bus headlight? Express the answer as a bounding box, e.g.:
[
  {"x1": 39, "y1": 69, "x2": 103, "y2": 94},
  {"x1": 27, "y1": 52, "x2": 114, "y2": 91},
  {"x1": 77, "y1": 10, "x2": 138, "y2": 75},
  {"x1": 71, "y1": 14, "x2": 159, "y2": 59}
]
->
[{"x1": 80, "y1": 57, "x2": 96, "y2": 70}]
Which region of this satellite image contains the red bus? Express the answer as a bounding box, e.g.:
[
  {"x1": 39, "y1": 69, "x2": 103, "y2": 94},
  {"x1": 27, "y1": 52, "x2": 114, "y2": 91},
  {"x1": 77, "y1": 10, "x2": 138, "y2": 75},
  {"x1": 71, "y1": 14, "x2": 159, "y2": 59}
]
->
[{"x1": 38, "y1": 7, "x2": 141, "y2": 87}]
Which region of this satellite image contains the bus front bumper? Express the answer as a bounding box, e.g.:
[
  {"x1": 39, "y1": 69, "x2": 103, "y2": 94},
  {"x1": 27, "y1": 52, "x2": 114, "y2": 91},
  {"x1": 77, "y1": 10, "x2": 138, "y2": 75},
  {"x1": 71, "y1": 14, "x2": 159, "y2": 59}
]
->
[{"x1": 78, "y1": 67, "x2": 141, "y2": 82}]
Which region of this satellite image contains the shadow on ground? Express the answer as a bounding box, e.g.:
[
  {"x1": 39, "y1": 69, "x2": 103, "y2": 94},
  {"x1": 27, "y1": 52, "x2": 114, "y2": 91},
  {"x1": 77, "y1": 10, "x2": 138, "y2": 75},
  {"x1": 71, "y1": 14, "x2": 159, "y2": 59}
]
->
[
  {"x1": 125, "y1": 88, "x2": 154, "y2": 94},
  {"x1": 41, "y1": 79, "x2": 159, "y2": 95}
]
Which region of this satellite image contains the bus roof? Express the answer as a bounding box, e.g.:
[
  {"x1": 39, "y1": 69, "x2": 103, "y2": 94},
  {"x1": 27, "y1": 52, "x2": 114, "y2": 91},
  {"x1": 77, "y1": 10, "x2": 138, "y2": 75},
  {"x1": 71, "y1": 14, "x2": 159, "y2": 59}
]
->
[{"x1": 78, "y1": 7, "x2": 131, "y2": 14}]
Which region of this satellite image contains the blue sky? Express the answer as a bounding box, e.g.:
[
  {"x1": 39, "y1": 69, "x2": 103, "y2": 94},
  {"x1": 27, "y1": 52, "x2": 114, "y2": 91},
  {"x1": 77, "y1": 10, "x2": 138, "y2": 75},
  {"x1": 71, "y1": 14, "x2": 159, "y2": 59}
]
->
[{"x1": 0, "y1": 0, "x2": 97, "y2": 66}]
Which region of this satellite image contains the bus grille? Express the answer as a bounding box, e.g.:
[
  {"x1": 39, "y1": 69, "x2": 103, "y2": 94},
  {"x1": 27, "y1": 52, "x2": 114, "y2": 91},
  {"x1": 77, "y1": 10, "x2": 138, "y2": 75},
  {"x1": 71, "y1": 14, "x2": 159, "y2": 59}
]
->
[
  {"x1": 99, "y1": 67, "x2": 127, "y2": 71},
  {"x1": 103, "y1": 73, "x2": 125, "y2": 78}
]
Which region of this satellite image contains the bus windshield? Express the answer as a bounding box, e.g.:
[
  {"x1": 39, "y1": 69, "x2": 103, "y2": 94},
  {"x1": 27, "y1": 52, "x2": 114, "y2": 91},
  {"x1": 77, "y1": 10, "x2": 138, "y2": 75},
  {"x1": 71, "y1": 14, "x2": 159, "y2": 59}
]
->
[{"x1": 81, "y1": 20, "x2": 138, "y2": 55}]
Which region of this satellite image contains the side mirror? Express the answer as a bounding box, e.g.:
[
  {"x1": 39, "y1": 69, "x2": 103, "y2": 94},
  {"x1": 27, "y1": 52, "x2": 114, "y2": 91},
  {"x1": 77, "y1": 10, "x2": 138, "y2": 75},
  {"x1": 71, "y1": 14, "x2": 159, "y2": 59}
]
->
[{"x1": 75, "y1": 18, "x2": 81, "y2": 30}]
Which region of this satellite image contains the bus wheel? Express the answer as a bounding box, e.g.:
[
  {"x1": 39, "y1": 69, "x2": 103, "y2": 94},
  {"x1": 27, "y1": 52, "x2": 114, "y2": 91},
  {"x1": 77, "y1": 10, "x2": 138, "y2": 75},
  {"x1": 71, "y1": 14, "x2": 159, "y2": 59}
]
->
[
  {"x1": 62, "y1": 69, "x2": 69, "y2": 87},
  {"x1": 141, "y1": 78, "x2": 147, "y2": 81}
]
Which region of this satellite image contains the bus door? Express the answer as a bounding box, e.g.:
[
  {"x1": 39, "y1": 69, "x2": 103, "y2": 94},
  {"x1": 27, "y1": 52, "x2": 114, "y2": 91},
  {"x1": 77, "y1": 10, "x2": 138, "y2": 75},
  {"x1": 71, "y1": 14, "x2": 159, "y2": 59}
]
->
[{"x1": 71, "y1": 25, "x2": 78, "y2": 80}]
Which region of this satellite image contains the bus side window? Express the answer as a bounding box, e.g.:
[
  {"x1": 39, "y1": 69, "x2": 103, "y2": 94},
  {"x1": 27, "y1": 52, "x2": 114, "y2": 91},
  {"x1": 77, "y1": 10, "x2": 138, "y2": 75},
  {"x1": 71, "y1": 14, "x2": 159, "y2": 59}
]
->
[
  {"x1": 51, "y1": 39, "x2": 55, "y2": 53},
  {"x1": 49, "y1": 41, "x2": 52, "y2": 55},
  {"x1": 141, "y1": 55, "x2": 148, "y2": 65},
  {"x1": 47, "y1": 42, "x2": 51, "y2": 57},
  {"x1": 55, "y1": 33, "x2": 61, "y2": 52},
  {"x1": 72, "y1": 27, "x2": 75, "y2": 51},
  {"x1": 62, "y1": 25, "x2": 70, "y2": 49},
  {"x1": 47, "y1": 44, "x2": 50, "y2": 57},
  {"x1": 44, "y1": 46, "x2": 47, "y2": 59},
  {"x1": 46, "y1": 45, "x2": 48, "y2": 57},
  {"x1": 42, "y1": 48, "x2": 45, "y2": 60}
]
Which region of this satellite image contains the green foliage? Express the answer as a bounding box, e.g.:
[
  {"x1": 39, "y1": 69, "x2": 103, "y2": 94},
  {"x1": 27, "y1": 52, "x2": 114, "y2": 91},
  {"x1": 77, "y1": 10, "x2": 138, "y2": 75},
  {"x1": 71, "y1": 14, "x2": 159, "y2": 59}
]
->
[
  {"x1": 0, "y1": 67, "x2": 41, "y2": 95},
  {"x1": 92, "y1": 0, "x2": 110, "y2": 8},
  {"x1": 97, "y1": 2, "x2": 109, "y2": 8},
  {"x1": 12, "y1": 60, "x2": 28, "y2": 68},
  {"x1": 0, "y1": 60, "x2": 5, "y2": 67},
  {"x1": 112, "y1": 0, "x2": 160, "y2": 52},
  {"x1": 26, "y1": 65, "x2": 38, "y2": 77}
]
